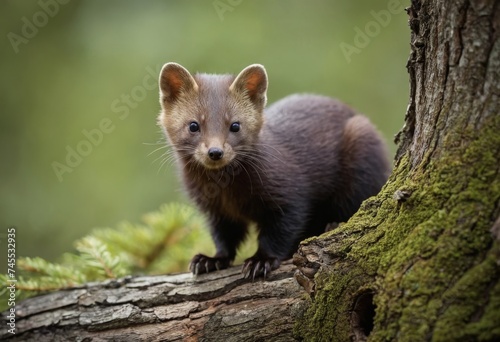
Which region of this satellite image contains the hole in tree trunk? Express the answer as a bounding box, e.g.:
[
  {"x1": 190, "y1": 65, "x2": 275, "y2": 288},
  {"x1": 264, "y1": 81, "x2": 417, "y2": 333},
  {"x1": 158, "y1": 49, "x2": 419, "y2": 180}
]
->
[{"x1": 351, "y1": 290, "x2": 376, "y2": 340}]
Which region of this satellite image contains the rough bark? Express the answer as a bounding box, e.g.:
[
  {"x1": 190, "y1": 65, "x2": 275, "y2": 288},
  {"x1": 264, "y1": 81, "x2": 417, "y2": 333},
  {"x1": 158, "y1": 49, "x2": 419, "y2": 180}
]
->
[
  {"x1": 0, "y1": 262, "x2": 307, "y2": 341},
  {"x1": 2, "y1": 1, "x2": 499, "y2": 341},
  {"x1": 294, "y1": 0, "x2": 500, "y2": 341}
]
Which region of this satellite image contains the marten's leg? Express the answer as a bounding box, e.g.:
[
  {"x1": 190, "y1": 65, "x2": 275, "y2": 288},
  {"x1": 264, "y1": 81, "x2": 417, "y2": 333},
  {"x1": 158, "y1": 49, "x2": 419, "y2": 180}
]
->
[
  {"x1": 190, "y1": 216, "x2": 247, "y2": 275},
  {"x1": 243, "y1": 209, "x2": 306, "y2": 280}
]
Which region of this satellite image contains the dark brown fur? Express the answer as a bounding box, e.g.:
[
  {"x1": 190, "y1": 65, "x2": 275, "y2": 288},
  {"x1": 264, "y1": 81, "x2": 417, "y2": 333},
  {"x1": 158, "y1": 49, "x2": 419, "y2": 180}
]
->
[{"x1": 158, "y1": 63, "x2": 390, "y2": 279}]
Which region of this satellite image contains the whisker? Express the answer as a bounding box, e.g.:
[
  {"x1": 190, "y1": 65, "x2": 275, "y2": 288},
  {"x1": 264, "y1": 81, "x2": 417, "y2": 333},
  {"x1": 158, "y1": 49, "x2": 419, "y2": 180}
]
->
[
  {"x1": 237, "y1": 144, "x2": 287, "y2": 165},
  {"x1": 142, "y1": 141, "x2": 166, "y2": 146},
  {"x1": 157, "y1": 154, "x2": 172, "y2": 175},
  {"x1": 147, "y1": 145, "x2": 169, "y2": 157}
]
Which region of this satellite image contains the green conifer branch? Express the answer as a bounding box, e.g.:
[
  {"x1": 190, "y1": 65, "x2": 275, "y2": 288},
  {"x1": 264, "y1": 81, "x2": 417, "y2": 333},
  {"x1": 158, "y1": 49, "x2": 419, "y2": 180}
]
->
[{"x1": 0, "y1": 203, "x2": 211, "y2": 311}]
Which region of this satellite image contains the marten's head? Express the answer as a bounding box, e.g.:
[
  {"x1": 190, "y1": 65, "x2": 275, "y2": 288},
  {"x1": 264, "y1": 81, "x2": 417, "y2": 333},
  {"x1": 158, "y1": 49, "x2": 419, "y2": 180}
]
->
[{"x1": 158, "y1": 63, "x2": 267, "y2": 170}]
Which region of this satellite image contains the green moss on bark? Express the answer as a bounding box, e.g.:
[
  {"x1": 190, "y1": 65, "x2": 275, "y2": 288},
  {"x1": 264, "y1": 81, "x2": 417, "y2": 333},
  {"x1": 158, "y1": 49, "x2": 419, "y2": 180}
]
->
[{"x1": 295, "y1": 115, "x2": 500, "y2": 341}]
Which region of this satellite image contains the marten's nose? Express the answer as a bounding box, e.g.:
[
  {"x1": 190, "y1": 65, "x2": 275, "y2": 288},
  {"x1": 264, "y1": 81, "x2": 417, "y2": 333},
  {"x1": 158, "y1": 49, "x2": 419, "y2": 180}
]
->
[{"x1": 208, "y1": 147, "x2": 224, "y2": 161}]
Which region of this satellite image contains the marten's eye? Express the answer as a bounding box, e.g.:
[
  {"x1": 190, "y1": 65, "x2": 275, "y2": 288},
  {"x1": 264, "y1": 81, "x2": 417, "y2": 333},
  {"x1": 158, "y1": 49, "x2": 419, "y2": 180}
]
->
[
  {"x1": 189, "y1": 121, "x2": 200, "y2": 133},
  {"x1": 230, "y1": 122, "x2": 240, "y2": 132}
]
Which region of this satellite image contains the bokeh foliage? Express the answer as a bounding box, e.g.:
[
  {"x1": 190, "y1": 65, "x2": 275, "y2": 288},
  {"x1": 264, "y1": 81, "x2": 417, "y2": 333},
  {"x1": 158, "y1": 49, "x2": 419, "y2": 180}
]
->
[{"x1": 0, "y1": 0, "x2": 409, "y2": 271}]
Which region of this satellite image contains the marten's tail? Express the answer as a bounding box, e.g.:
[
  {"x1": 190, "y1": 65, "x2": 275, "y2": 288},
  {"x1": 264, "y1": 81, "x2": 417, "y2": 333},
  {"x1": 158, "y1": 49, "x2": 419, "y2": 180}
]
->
[{"x1": 335, "y1": 115, "x2": 391, "y2": 221}]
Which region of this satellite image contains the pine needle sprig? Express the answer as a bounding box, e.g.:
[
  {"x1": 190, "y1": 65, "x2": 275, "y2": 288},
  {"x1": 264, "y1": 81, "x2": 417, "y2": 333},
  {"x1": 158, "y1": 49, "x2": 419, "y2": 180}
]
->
[{"x1": 0, "y1": 203, "x2": 214, "y2": 311}]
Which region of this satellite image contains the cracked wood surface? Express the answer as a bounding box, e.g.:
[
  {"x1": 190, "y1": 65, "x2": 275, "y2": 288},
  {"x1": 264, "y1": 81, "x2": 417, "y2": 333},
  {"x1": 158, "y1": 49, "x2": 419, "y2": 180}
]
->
[{"x1": 1, "y1": 261, "x2": 307, "y2": 341}]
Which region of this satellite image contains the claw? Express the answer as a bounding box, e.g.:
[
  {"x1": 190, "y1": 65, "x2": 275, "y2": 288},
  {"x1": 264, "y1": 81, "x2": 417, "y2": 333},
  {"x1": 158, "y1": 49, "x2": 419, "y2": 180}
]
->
[
  {"x1": 242, "y1": 256, "x2": 280, "y2": 280},
  {"x1": 252, "y1": 261, "x2": 261, "y2": 281},
  {"x1": 242, "y1": 261, "x2": 251, "y2": 279},
  {"x1": 263, "y1": 261, "x2": 269, "y2": 279},
  {"x1": 189, "y1": 254, "x2": 231, "y2": 275},
  {"x1": 243, "y1": 261, "x2": 250, "y2": 277}
]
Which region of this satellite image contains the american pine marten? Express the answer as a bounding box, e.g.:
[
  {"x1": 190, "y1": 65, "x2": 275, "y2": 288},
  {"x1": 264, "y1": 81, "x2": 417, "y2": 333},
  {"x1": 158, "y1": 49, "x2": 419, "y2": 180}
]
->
[{"x1": 158, "y1": 63, "x2": 390, "y2": 279}]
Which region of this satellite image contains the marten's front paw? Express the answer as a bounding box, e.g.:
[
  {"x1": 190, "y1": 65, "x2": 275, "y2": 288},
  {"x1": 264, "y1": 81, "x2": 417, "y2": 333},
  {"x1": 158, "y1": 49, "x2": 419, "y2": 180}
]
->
[
  {"x1": 189, "y1": 254, "x2": 231, "y2": 275},
  {"x1": 242, "y1": 256, "x2": 280, "y2": 280}
]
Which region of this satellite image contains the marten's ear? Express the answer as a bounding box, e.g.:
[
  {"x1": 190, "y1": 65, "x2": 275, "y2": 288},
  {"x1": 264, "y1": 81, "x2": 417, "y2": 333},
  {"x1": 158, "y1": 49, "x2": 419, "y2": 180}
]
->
[
  {"x1": 159, "y1": 63, "x2": 198, "y2": 104},
  {"x1": 230, "y1": 64, "x2": 268, "y2": 111}
]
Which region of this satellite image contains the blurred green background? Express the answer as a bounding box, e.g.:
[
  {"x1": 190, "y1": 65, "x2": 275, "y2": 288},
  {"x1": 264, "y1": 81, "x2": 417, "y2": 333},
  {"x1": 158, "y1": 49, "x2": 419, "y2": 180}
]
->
[{"x1": 0, "y1": 0, "x2": 409, "y2": 273}]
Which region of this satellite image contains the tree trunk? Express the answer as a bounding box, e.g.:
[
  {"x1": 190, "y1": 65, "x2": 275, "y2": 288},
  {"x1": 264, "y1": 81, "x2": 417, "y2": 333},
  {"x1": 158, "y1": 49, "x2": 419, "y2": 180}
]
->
[
  {"x1": 0, "y1": 262, "x2": 307, "y2": 341},
  {"x1": 2, "y1": 0, "x2": 499, "y2": 341},
  {"x1": 294, "y1": 0, "x2": 500, "y2": 341}
]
